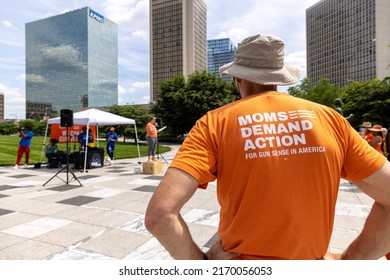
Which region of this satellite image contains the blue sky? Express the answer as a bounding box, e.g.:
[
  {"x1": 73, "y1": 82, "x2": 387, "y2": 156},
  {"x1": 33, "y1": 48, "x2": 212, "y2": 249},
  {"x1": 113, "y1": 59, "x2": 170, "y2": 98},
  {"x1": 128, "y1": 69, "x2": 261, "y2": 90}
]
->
[{"x1": 0, "y1": 0, "x2": 319, "y2": 119}]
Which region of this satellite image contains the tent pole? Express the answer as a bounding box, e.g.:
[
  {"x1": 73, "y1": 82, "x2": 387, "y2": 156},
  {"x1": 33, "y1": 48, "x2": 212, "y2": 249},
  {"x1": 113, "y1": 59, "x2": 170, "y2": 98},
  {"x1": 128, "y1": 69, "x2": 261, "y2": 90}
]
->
[
  {"x1": 83, "y1": 123, "x2": 89, "y2": 172},
  {"x1": 96, "y1": 125, "x2": 99, "y2": 147},
  {"x1": 40, "y1": 121, "x2": 50, "y2": 163},
  {"x1": 134, "y1": 123, "x2": 141, "y2": 160}
]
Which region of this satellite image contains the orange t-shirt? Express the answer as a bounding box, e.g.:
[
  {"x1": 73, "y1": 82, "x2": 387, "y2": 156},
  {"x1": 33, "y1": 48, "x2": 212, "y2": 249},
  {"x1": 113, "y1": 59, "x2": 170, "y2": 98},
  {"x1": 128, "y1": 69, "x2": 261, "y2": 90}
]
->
[
  {"x1": 372, "y1": 136, "x2": 384, "y2": 155},
  {"x1": 170, "y1": 91, "x2": 386, "y2": 260},
  {"x1": 146, "y1": 122, "x2": 157, "y2": 138}
]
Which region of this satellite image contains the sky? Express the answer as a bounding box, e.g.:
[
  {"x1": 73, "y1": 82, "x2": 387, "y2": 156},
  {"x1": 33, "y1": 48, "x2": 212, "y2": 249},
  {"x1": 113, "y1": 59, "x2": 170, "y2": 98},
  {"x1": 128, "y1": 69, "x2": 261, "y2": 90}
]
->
[{"x1": 0, "y1": 0, "x2": 320, "y2": 120}]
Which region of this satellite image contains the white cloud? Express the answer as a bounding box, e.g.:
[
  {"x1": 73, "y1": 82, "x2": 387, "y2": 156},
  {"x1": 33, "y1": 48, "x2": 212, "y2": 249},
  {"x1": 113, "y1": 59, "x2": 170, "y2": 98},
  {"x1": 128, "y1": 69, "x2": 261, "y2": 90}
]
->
[
  {"x1": 142, "y1": 95, "x2": 150, "y2": 103},
  {"x1": 285, "y1": 51, "x2": 307, "y2": 73},
  {"x1": 0, "y1": 84, "x2": 25, "y2": 119},
  {"x1": 102, "y1": 0, "x2": 148, "y2": 29},
  {"x1": 16, "y1": 74, "x2": 26, "y2": 81},
  {"x1": 118, "y1": 85, "x2": 127, "y2": 94},
  {"x1": 118, "y1": 81, "x2": 150, "y2": 105},
  {"x1": 2, "y1": 20, "x2": 18, "y2": 30},
  {"x1": 132, "y1": 81, "x2": 149, "y2": 89}
]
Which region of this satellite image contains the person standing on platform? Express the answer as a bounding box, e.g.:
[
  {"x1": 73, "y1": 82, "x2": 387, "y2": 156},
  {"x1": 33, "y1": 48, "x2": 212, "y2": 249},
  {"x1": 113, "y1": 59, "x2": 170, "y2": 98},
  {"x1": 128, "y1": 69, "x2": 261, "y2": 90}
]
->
[
  {"x1": 146, "y1": 116, "x2": 158, "y2": 162},
  {"x1": 106, "y1": 127, "x2": 118, "y2": 162},
  {"x1": 145, "y1": 34, "x2": 390, "y2": 260},
  {"x1": 14, "y1": 125, "x2": 34, "y2": 169}
]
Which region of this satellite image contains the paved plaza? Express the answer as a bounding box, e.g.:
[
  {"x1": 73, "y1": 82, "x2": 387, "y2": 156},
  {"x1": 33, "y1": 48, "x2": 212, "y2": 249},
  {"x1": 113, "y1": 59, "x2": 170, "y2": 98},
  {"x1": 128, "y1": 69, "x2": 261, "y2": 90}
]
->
[{"x1": 0, "y1": 144, "x2": 380, "y2": 259}]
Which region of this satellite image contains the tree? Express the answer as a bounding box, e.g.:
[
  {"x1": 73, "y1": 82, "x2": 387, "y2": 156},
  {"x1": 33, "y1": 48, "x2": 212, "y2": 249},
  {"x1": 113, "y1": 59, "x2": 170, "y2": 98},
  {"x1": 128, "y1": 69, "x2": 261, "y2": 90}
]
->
[
  {"x1": 288, "y1": 77, "x2": 340, "y2": 108},
  {"x1": 287, "y1": 77, "x2": 312, "y2": 98},
  {"x1": 341, "y1": 78, "x2": 390, "y2": 129},
  {"x1": 151, "y1": 71, "x2": 239, "y2": 136},
  {"x1": 107, "y1": 105, "x2": 150, "y2": 142},
  {"x1": 0, "y1": 122, "x2": 18, "y2": 135}
]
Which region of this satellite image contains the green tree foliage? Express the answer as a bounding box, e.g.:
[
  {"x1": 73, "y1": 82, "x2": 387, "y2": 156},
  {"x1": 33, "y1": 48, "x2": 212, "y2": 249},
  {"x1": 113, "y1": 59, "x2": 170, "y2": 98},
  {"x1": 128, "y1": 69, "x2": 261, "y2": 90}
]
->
[
  {"x1": 288, "y1": 77, "x2": 340, "y2": 108},
  {"x1": 107, "y1": 105, "x2": 150, "y2": 142},
  {"x1": 17, "y1": 119, "x2": 48, "y2": 136},
  {"x1": 151, "y1": 71, "x2": 239, "y2": 136},
  {"x1": 289, "y1": 77, "x2": 390, "y2": 129},
  {"x1": 0, "y1": 122, "x2": 19, "y2": 135},
  {"x1": 341, "y1": 78, "x2": 390, "y2": 129}
]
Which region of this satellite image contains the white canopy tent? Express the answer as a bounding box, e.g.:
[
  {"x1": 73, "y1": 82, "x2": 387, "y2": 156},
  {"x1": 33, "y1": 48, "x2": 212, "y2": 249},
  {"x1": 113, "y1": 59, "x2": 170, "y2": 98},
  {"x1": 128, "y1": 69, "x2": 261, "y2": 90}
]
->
[{"x1": 41, "y1": 108, "x2": 141, "y2": 172}]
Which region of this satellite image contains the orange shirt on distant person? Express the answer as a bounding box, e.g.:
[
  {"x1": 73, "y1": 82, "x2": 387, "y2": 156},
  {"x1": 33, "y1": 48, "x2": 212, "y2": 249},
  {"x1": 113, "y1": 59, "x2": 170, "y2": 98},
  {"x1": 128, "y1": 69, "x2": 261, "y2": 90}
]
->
[
  {"x1": 372, "y1": 136, "x2": 384, "y2": 155},
  {"x1": 170, "y1": 91, "x2": 386, "y2": 260},
  {"x1": 146, "y1": 122, "x2": 157, "y2": 138}
]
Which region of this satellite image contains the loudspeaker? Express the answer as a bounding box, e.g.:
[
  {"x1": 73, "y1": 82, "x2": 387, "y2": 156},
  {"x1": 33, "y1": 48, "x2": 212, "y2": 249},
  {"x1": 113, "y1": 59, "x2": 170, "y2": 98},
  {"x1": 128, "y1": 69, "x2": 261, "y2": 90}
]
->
[{"x1": 60, "y1": 109, "x2": 73, "y2": 127}]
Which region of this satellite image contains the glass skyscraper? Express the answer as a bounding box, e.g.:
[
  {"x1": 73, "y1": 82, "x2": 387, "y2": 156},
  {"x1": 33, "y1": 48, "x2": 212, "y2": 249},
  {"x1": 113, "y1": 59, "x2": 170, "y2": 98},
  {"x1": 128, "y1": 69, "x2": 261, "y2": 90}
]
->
[
  {"x1": 207, "y1": 38, "x2": 236, "y2": 80},
  {"x1": 25, "y1": 7, "x2": 118, "y2": 118}
]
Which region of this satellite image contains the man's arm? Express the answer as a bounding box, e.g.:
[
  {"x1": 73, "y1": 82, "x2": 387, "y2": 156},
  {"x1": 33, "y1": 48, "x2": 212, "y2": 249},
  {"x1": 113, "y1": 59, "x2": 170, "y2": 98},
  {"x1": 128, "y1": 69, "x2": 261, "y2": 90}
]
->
[
  {"x1": 145, "y1": 167, "x2": 238, "y2": 260},
  {"x1": 340, "y1": 161, "x2": 390, "y2": 259}
]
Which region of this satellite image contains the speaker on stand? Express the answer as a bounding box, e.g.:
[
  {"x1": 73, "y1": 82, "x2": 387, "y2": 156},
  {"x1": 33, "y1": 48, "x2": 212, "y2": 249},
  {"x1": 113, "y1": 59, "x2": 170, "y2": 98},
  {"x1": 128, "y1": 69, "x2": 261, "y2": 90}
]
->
[
  {"x1": 60, "y1": 109, "x2": 73, "y2": 127},
  {"x1": 43, "y1": 109, "x2": 82, "y2": 186}
]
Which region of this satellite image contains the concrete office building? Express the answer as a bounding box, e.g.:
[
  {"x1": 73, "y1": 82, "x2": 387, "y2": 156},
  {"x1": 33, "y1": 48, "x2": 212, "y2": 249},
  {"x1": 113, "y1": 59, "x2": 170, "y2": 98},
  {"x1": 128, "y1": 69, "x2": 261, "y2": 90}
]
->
[
  {"x1": 25, "y1": 7, "x2": 118, "y2": 118},
  {"x1": 306, "y1": 0, "x2": 390, "y2": 87},
  {"x1": 207, "y1": 38, "x2": 236, "y2": 80},
  {"x1": 150, "y1": 0, "x2": 207, "y2": 101}
]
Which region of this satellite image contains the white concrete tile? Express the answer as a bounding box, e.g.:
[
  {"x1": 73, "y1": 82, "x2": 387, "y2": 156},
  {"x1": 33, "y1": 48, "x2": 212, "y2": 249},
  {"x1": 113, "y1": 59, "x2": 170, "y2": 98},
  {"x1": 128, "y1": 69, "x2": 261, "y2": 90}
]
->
[
  {"x1": 183, "y1": 209, "x2": 219, "y2": 227},
  {"x1": 335, "y1": 203, "x2": 371, "y2": 218},
  {"x1": 85, "y1": 188, "x2": 127, "y2": 198},
  {"x1": 2, "y1": 217, "x2": 72, "y2": 238},
  {"x1": 123, "y1": 238, "x2": 172, "y2": 260},
  {"x1": 118, "y1": 214, "x2": 151, "y2": 236},
  {"x1": 131, "y1": 179, "x2": 160, "y2": 186},
  {"x1": 9, "y1": 181, "x2": 42, "y2": 187},
  {"x1": 81, "y1": 176, "x2": 115, "y2": 184},
  {"x1": 48, "y1": 247, "x2": 117, "y2": 260},
  {"x1": 18, "y1": 190, "x2": 57, "y2": 198}
]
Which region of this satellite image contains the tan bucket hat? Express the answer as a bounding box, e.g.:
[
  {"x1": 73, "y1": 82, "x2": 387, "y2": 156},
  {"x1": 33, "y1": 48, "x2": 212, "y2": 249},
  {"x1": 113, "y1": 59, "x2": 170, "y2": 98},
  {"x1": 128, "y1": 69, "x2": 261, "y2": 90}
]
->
[
  {"x1": 361, "y1": 122, "x2": 372, "y2": 128},
  {"x1": 219, "y1": 34, "x2": 300, "y2": 86},
  {"x1": 368, "y1": 124, "x2": 382, "y2": 132}
]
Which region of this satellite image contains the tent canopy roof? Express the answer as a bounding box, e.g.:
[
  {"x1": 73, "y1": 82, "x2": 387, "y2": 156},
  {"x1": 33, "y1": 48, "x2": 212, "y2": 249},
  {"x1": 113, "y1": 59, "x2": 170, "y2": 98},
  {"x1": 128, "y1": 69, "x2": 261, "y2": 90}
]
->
[{"x1": 48, "y1": 108, "x2": 136, "y2": 126}]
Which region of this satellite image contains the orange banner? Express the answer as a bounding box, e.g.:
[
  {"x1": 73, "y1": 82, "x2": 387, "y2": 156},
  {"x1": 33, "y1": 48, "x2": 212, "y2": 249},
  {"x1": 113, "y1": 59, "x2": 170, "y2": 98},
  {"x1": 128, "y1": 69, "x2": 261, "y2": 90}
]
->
[{"x1": 50, "y1": 124, "x2": 96, "y2": 143}]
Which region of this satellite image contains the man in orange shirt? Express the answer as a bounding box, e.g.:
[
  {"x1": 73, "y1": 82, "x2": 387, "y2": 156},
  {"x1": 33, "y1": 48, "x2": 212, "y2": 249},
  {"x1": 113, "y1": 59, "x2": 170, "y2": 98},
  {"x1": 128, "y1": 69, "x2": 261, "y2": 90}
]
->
[{"x1": 145, "y1": 34, "x2": 390, "y2": 260}]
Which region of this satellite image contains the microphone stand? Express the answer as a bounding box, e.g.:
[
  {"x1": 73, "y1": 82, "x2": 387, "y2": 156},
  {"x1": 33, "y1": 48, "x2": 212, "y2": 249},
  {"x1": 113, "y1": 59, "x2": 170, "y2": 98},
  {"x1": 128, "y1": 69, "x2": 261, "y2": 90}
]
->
[
  {"x1": 156, "y1": 126, "x2": 168, "y2": 164},
  {"x1": 43, "y1": 126, "x2": 82, "y2": 187}
]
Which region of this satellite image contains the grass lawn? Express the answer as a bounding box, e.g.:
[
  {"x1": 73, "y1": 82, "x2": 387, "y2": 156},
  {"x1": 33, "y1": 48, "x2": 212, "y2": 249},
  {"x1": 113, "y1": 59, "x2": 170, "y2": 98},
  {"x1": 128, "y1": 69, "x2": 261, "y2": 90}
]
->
[{"x1": 0, "y1": 135, "x2": 171, "y2": 166}]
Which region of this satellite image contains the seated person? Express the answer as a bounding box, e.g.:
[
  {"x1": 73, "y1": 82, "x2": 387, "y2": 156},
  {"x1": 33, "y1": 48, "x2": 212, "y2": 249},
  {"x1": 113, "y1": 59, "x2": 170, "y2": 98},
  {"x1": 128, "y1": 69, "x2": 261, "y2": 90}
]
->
[
  {"x1": 78, "y1": 127, "x2": 94, "y2": 150},
  {"x1": 45, "y1": 138, "x2": 63, "y2": 167},
  {"x1": 87, "y1": 128, "x2": 95, "y2": 148}
]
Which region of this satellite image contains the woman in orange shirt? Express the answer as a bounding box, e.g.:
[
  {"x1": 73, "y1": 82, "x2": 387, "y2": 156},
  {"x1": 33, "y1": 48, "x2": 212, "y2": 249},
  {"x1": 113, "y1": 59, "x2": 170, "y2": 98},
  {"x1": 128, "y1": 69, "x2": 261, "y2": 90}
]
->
[
  {"x1": 368, "y1": 124, "x2": 384, "y2": 155},
  {"x1": 146, "y1": 116, "x2": 158, "y2": 162}
]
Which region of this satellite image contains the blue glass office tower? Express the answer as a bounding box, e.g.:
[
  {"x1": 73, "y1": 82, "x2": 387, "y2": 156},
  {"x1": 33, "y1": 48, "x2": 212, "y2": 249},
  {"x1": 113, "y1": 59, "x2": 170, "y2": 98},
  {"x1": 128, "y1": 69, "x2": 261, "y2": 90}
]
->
[
  {"x1": 25, "y1": 7, "x2": 118, "y2": 118},
  {"x1": 207, "y1": 38, "x2": 236, "y2": 80}
]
